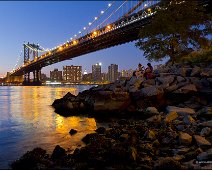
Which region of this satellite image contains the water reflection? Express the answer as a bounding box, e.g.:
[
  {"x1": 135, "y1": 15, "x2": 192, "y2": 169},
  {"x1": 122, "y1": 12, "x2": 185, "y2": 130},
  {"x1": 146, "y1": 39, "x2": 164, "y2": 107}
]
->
[{"x1": 0, "y1": 85, "x2": 97, "y2": 169}]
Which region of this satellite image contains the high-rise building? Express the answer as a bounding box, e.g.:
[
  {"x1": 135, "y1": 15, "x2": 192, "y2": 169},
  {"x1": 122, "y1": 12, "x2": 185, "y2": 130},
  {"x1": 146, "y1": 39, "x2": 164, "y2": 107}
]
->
[
  {"x1": 92, "y1": 63, "x2": 102, "y2": 81},
  {"x1": 101, "y1": 73, "x2": 108, "y2": 81},
  {"x1": 82, "y1": 73, "x2": 92, "y2": 82},
  {"x1": 41, "y1": 73, "x2": 48, "y2": 81},
  {"x1": 63, "y1": 65, "x2": 82, "y2": 83},
  {"x1": 120, "y1": 69, "x2": 133, "y2": 78},
  {"x1": 50, "y1": 69, "x2": 62, "y2": 81},
  {"x1": 108, "y1": 64, "x2": 118, "y2": 82}
]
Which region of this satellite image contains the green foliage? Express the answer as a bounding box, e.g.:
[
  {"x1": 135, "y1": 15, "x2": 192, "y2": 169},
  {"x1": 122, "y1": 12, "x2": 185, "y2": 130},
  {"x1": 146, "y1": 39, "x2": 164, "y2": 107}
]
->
[
  {"x1": 177, "y1": 46, "x2": 212, "y2": 63},
  {"x1": 136, "y1": 0, "x2": 212, "y2": 62}
]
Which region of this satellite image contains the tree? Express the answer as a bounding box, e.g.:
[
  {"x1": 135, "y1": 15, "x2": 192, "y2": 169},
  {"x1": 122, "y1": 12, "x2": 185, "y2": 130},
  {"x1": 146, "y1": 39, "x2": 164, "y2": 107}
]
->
[{"x1": 135, "y1": 0, "x2": 212, "y2": 62}]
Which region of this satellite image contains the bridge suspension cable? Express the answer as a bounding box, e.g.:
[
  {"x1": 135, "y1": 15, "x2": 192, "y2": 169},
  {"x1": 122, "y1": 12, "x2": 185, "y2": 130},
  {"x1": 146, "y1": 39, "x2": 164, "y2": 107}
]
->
[
  {"x1": 96, "y1": 0, "x2": 128, "y2": 29},
  {"x1": 11, "y1": 49, "x2": 23, "y2": 72},
  {"x1": 24, "y1": 43, "x2": 48, "y2": 52},
  {"x1": 69, "y1": 1, "x2": 115, "y2": 40}
]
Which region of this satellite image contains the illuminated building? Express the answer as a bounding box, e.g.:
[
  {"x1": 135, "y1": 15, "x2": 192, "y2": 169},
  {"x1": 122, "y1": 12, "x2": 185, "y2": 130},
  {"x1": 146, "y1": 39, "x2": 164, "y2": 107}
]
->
[
  {"x1": 120, "y1": 69, "x2": 133, "y2": 78},
  {"x1": 50, "y1": 69, "x2": 62, "y2": 81},
  {"x1": 108, "y1": 64, "x2": 118, "y2": 82},
  {"x1": 92, "y1": 63, "x2": 102, "y2": 81},
  {"x1": 63, "y1": 65, "x2": 82, "y2": 83}
]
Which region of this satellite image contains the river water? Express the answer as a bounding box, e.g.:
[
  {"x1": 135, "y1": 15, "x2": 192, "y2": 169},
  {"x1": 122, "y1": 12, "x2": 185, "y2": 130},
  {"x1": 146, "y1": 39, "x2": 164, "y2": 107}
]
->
[{"x1": 0, "y1": 85, "x2": 102, "y2": 169}]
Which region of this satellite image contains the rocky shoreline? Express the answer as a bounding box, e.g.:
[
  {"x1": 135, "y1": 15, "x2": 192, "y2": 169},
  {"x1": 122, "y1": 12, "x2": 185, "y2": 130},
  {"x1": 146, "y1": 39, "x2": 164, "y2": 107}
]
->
[{"x1": 11, "y1": 63, "x2": 212, "y2": 169}]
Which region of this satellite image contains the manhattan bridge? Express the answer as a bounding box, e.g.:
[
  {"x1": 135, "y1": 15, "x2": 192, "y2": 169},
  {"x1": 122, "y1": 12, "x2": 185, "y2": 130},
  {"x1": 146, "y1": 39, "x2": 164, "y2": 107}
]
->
[{"x1": 2, "y1": 0, "x2": 210, "y2": 85}]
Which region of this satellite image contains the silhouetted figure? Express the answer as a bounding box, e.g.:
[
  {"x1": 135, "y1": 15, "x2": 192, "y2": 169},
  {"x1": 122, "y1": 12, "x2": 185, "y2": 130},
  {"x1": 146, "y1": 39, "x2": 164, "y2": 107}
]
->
[
  {"x1": 135, "y1": 63, "x2": 144, "y2": 78},
  {"x1": 144, "y1": 63, "x2": 153, "y2": 79}
]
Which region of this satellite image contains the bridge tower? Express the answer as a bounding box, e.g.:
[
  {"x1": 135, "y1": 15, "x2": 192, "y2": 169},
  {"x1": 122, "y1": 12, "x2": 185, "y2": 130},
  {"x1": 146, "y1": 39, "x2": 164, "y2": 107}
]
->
[
  {"x1": 23, "y1": 43, "x2": 30, "y2": 84},
  {"x1": 23, "y1": 42, "x2": 42, "y2": 86}
]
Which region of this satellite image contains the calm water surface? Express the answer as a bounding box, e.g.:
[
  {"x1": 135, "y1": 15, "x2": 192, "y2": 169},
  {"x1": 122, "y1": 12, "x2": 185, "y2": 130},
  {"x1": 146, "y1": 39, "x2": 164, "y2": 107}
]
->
[{"x1": 0, "y1": 85, "x2": 101, "y2": 169}]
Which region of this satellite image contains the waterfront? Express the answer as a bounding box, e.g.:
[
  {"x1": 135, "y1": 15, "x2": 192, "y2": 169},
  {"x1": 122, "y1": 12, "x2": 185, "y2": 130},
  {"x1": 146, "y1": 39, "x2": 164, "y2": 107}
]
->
[{"x1": 0, "y1": 85, "x2": 98, "y2": 169}]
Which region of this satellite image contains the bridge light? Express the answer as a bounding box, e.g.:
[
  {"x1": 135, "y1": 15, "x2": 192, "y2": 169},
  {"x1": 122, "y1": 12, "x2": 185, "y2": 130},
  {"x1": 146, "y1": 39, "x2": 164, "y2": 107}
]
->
[
  {"x1": 74, "y1": 34, "x2": 77, "y2": 37},
  {"x1": 93, "y1": 31, "x2": 97, "y2": 35},
  {"x1": 66, "y1": 44, "x2": 69, "y2": 47},
  {"x1": 101, "y1": 11, "x2": 104, "y2": 14},
  {"x1": 83, "y1": 27, "x2": 86, "y2": 30},
  {"x1": 59, "y1": 46, "x2": 63, "y2": 51},
  {"x1": 107, "y1": 25, "x2": 111, "y2": 29},
  {"x1": 79, "y1": 31, "x2": 81, "y2": 34},
  {"x1": 148, "y1": 8, "x2": 151, "y2": 12},
  {"x1": 108, "y1": 3, "x2": 111, "y2": 7},
  {"x1": 89, "y1": 22, "x2": 92, "y2": 26},
  {"x1": 144, "y1": 4, "x2": 147, "y2": 7},
  {"x1": 94, "y1": 17, "x2": 98, "y2": 20},
  {"x1": 73, "y1": 40, "x2": 78, "y2": 45}
]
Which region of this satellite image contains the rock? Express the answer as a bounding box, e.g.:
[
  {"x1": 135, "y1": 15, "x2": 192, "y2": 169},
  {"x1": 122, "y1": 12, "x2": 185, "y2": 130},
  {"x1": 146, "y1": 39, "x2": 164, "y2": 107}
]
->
[
  {"x1": 200, "y1": 127, "x2": 211, "y2": 137},
  {"x1": 63, "y1": 92, "x2": 76, "y2": 100},
  {"x1": 198, "y1": 107, "x2": 212, "y2": 115},
  {"x1": 197, "y1": 148, "x2": 212, "y2": 161},
  {"x1": 140, "y1": 86, "x2": 164, "y2": 97},
  {"x1": 51, "y1": 145, "x2": 66, "y2": 160},
  {"x1": 190, "y1": 66, "x2": 201, "y2": 77},
  {"x1": 152, "y1": 140, "x2": 160, "y2": 147},
  {"x1": 69, "y1": 129, "x2": 77, "y2": 135},
  {"x1": 144, "y1": 130, "x2": 156, "y2": 140},
  {"x1": 177, "y1": 76, "x2": 185, "y2": 83},
  {"x1": 193, "y1": 135, "x2": 211, "y2": 148},
  {"x1": 199, "y1": 120, "x2": 212, "y2": 127},
  {"x1": 119, "y1": 134, "x2": 129, "y2": 142},
  {"x1": 174, "y1": 84, "x2": 197, "y2": 94},
  {"x1": 183, "y1": 159, "x2": 201, "y2": 170},
  {"x1": 178, "y1": 67, "x2": 192, "y2": 77},
  {"x1": 146, "y1": 115, "x2": 162, "y2": 123},
  {"x1": 154, "y1": 157, "x2": 182, "y2": 170},
  {"x1": 126, "y1": 77, "x2": 144, "y2": 92},
  {"x1": 173, "y1": 147, "x2": 190, "y2": 155},
  {"x1": 166, "y1": 106, "x2": 195, "y2": 116},
  {"x1": 95, "y1": 127, "x2": 106, "y2": 134},
  {"x1": 145, "y1": 107, "x2": 159, "y2": 115},
  {"x1": 165, "y1": 84, "x2": 179, "y2": 92},
  {"x1": 201, "y1": 68, "x2": 212, "y2": 77},
  {"x1": 183, "y1": 115, "x2": 195, "y2": 125},
  {"x1": 165, "y1": 111, "x2": 178, "y2": 123},
  {"x1": 142, "y1": 79, "x2": 155, "y2": 87},
  {"x1": 173, "y1": 154, "x2": 185, "y2": 161},
  {"x1": 179, "y1": 132, "x2": 192, "y2": 145},
  {"x1": 129, "y1": 146, "x2": 137, "y2": 161},
  {"x1": 176, "y1": 124, "x2": 186, "y2": 131},
  {"x1": 92, "y1": 91, "x2": 131, "y2": 112},
  {"x1": 156, "y1": 76, "x2": 175, "y2": 85},
  {"x1": 81, "y1": 133, "x2": 99, "y2": 144},
  {"x1": 11, "y1": 148, "x2": 48, "y2": 170}
]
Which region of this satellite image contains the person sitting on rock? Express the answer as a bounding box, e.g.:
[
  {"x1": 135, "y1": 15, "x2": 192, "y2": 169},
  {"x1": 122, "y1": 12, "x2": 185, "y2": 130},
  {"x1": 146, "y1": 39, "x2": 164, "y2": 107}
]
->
[
  {"x1": 144, "y1": 63, "x2": 153, "y2": 79},
  {"x1": 135, "y1": 63, "x2": 144, "y2": 78}
]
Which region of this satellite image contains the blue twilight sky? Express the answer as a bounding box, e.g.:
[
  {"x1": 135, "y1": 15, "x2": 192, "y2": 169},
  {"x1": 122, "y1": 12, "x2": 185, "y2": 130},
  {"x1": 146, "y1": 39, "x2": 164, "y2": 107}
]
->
[{"x1": 0, "y1": 1, "x2": 165, "y2": 77}]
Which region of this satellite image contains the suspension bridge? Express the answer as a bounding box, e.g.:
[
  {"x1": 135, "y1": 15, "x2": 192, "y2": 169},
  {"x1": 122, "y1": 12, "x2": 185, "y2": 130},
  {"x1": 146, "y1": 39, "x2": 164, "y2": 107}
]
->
[{"x1": 2, "y1": 0, "x2": 210, "y2": 85}]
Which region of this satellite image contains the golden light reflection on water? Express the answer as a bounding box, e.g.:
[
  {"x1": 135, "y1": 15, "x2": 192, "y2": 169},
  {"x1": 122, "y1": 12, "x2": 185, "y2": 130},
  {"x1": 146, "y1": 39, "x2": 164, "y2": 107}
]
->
[{"x1": 3, "y1": 85, "x2": 98, "y2": 158}]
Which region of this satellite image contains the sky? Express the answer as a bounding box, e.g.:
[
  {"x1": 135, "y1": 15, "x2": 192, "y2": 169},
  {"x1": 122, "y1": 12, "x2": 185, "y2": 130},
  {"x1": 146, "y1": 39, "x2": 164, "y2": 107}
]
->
[{"x1": 0, "y1": 1, "x2": 165, "y2": 77}]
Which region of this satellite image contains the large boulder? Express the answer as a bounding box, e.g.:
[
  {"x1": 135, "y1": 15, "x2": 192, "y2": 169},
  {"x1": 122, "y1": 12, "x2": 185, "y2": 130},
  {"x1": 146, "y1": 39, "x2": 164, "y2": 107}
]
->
[
  {"x1": 179, "y1": 132, "x2": 192, "y2": 145},
  {"x1": 156, "y1": 76, "x2": 175, "y2": 86},
  {"x1": 173, "y1": 84, "x2": 197, "y2": 94},
  {"x1": 166, "y1": 106, "x2": 195, "y2": 116},
  {"x1": 91, "y1": 91, "x2": 131, "y2": 112},
  {"x1": 201, "y1": 68, "x2": 212, "y2": 77},
  {"x1": 140, "y1": 86, "x2": 164, "y2": 97},
  {"x1": 193, "y1": 135, "x2": 211, "y2": 149}
]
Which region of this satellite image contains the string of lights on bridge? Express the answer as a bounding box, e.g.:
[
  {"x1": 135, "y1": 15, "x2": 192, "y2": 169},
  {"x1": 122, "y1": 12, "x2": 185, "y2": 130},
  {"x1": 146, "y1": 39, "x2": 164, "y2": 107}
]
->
[{"x1": 9, "y1": 0, "x2": 167, "y2": 76}]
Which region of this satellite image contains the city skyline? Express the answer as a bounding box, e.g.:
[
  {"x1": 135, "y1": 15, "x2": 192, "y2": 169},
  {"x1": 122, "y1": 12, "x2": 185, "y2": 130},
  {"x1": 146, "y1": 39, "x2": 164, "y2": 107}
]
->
[{"x1": 0, "y1": 1, "x2": 165, "y2": 78}]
